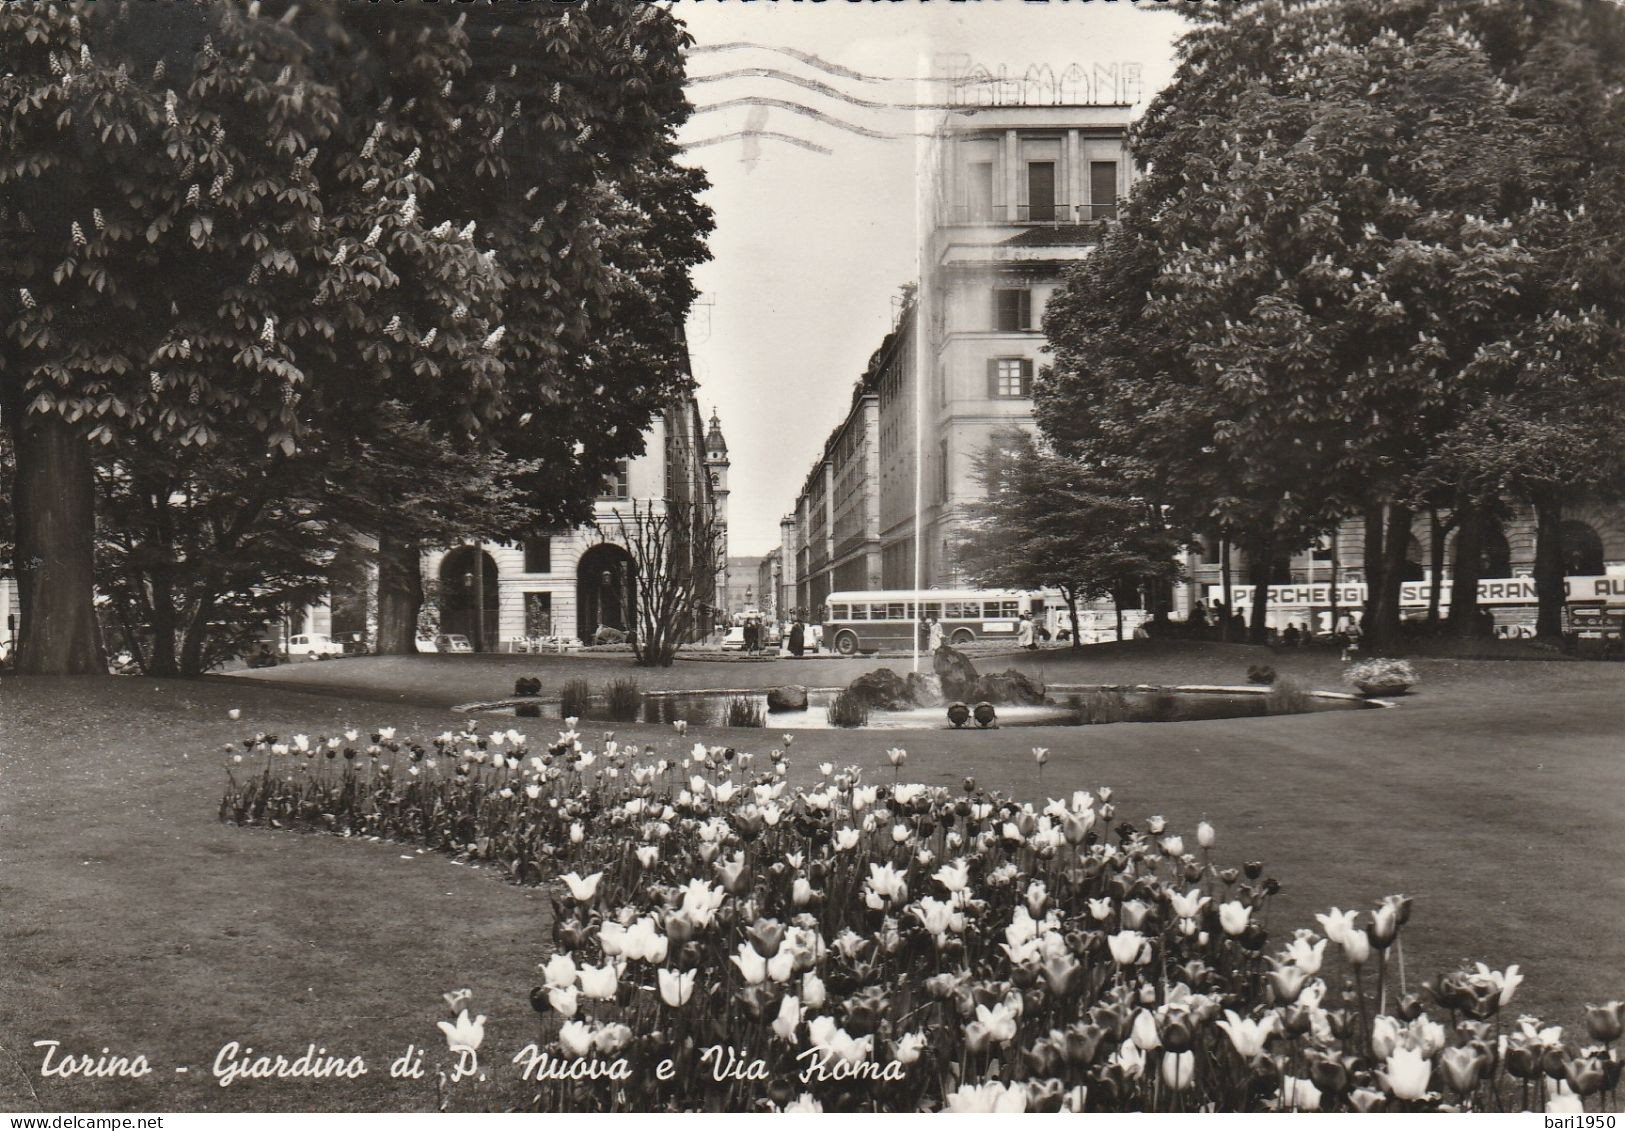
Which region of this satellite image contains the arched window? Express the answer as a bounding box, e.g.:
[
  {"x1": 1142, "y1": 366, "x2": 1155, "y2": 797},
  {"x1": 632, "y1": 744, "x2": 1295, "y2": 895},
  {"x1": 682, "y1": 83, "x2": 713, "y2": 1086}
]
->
[{"x1": 1561, "y1": 521, "x2": 1606, "y2": 576}]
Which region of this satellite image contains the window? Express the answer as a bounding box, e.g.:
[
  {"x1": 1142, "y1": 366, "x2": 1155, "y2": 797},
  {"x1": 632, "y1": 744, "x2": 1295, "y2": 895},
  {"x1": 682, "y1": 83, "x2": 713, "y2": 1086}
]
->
[
  {"x1": 923, "y1": 602, "x2": 942, "y2": 619},
  {"x1": 993, "y1": 288, "x2": 1032, "y2": 332},
  {"x1": 831, "y1": 603, "x2": 849, "y2": 620},
  {"x1": 886, "y1": 602, "x2": 907, "y2": 620},
  {"x1": 523, "y1": 537, "x2": 552, "y2": 574},
  {"x1": 601, "y1": 460, "x2": 629, "y2": 500},
  {"x1": 850, "y1": 604, "x2": 870, "y2": 621},
  {"x1": 1090, "y1": 161, "x2": 1119, "y2": 221},
  {"x1": 944, "y1": 601, "x2": 964, "y2": 619},
  {"x1": 987, "y1": 357, "x2": 1034, "y2": 398},
  {"x1": 967, "y1": 161, "x2": 995, "y2": 221},
  {"x1": 1001, "y1": 600, "x2": 1021, "y2": 617},
  {"x1": 1026, "y1": 161, "x2": 1056, "y2": 222}
]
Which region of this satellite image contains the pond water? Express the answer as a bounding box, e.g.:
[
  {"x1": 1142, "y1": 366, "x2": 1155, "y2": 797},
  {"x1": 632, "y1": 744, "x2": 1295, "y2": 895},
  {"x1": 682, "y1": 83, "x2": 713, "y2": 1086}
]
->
[{"x1": 471, "y1": 686, "x2": 1377, "y2": 730}]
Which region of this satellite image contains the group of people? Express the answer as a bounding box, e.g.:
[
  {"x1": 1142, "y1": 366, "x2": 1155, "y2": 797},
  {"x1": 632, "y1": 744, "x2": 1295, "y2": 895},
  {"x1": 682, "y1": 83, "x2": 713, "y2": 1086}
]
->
[
  {"x1": 1184, "y1": 599, "x2": 1248, "y2": 640},
  {"x1": 738, "y1": 615, "x2": 821, "y2": 657}
]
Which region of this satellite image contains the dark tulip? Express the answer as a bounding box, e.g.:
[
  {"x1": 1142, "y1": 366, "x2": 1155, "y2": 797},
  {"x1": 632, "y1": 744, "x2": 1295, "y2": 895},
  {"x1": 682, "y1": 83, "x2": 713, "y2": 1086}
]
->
[
  {"x1": 529, "y1": 986, "x2": 550, "y2": 1014},
  {"x1": 1397, "y1": 993, "x2": 1425, "y2": 1021},
  {"x1": 1244, "y1": 861, "x2": 1263, "y2": 880},
  {"x1": 963, "y1": 776, "x2": 977, "y2": 792},
  {"x1": 1308, "y1": 1053, "x2": 1350, "y2": 1097}
]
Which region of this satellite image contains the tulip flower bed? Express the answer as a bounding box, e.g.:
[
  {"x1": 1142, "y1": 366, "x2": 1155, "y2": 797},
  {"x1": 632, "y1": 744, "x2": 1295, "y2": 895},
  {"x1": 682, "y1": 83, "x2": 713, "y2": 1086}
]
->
[{"x1": 220, "y1": 722, "x2": 1622, "y2": 1113}]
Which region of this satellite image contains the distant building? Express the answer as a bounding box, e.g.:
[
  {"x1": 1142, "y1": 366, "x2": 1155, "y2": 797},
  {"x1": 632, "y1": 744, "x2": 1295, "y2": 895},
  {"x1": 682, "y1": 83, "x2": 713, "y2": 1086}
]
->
[
  {"x1": 757, "y1": 548, "x2": 782, "y2": 622},
  {"x1": 726, "y1": 555, "x2": 763, "y2": 615}
]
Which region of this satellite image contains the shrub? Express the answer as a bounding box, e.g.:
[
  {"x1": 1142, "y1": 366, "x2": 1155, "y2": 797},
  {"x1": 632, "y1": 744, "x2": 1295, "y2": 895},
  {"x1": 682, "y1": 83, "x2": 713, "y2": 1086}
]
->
[
  {"x1": 514, "y1": 701, "x2": 541, "y2": 718},
  {"x1": 603, "y1": 679, "x2": 643, "y2": 722},
  {"x1": 1345, "y1": 658, "x2": 1418, "y2": 696},
  {"x1": 1077, "y1": 689, "x2": 1130, "y2": 724},
  {"x1": 219, "y1": 724, "x2": 1584, "y2": 1114},
  {"x1": 724, "y1": 695, "x2": 765, "y2": 728},
  {"x1": 825, "y1": 689, "x2": 870, "y2": 728},
  {"x1": 514, "y1": 676, "x2": 542, "y2": 697},
  {"x1": 1264, "y1": 675, "x2": 1311, "y2": 714},
  {"x1": 1246, "y1": 664, "x2": 1277, "y2": 685},
  {"x1": 559, "y1": 678, "x2": 593, "y2": 719}
]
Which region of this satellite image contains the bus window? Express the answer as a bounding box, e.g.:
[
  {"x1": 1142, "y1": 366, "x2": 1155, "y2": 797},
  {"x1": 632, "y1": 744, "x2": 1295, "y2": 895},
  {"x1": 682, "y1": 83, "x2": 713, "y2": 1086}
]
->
[
  {"x1": 831, "y1": 604, "x2": 849, "y2": 620},
  {"x1": 1001, "y1": 600, "x2": 1021, "y2": 618},
  {"x1": 944, "y1": 601, "x2": 963, "y2": 619},
  {"x1": 851, "y1": 604, "x2": 869, "y2": 621},
  {"x1": 923, "y1": 602, "x2": 942, "y2": 619},
  {"x1": 905, "y1": 602, "x2": 917, "y2": 619},
  {"x1": 886, "y1": 603, "x2": 907, "y2": 620}
]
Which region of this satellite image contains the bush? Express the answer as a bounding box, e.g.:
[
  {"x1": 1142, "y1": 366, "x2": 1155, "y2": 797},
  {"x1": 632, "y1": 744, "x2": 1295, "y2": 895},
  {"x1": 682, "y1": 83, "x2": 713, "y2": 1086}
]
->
[
  {"x1": 1246, "y1": 664, "x2": 1277, "y2": 685},
  {"x1": 1264, "y1": 675, "x2": 1311, "y2": 714},
  {"x1": 559, "y1": 678, "x2": 593, "y2": 719},
  {"x1": 825, "y1": 689, "x2": 870, "y2": 728},
  {"x1": 724, "y1": 695, "x2": 765, "y2": 728},
  {"x1": 1345, "y1": 658, "x2": 1418, "y2": 696},
  {"x1": 514, "y1": 701, "x2": 541, "y2": 718},
  {"x1": 220, "y1": 724, "x2": 1586, "y2": 1114},
  {"x1": 603, "y1": 679, "x2": 643, "y2": 722},
  {"x1": 514, "y1": 676, "x2": 542, "y2": 697},
  {"x1": 1077, "y1": 689, "x2": 1131, "y2": 724}
]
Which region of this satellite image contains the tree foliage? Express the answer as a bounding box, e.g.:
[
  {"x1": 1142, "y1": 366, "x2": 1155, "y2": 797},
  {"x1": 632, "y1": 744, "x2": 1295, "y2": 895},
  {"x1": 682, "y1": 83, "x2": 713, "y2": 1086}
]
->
[
  {"x1": 0, "y1": 1, "x2": 712, "y2": 672},
  {"x1": 956, "y1": 429, "x2": 1183, "y2": 646},
  {"x1": 1039, "y1": 0, "x2": 1625, "y2": 647}
]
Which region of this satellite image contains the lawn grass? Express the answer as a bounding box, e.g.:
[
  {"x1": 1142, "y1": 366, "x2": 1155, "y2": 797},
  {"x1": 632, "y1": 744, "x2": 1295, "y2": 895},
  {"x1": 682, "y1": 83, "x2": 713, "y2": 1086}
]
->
[{"x1": 2, "y1": 642, "x2": 1622, "y2": 1111}]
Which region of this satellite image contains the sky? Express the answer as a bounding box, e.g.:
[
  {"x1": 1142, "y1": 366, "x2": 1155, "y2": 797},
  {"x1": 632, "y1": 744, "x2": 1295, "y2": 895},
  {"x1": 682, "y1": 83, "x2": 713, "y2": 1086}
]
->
[{"x1": 666, "y1": 1, "x2": 1188, "y2": 555}]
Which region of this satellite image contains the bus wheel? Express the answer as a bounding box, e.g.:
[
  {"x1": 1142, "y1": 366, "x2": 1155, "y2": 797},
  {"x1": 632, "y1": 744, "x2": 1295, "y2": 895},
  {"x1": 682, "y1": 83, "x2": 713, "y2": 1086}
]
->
[
  {"x1": 834, "y1": 631, "x2": 859, "y2": 656},
  {"x1": 951, "y1": 629, "x2": 975, "y2": 645}
]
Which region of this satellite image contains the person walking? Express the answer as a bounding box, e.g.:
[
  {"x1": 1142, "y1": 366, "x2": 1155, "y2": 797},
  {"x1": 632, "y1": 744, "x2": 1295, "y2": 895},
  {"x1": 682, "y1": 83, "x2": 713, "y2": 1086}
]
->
[
  {"x1": 788, "y1": 618, "x2": 805, "y2": 658},
  {"x1": 1017, "y1": 611, "x2": 1036, "y2": 650},
  {"x1": 928, "y1": 616, "x2": 945, "y2": 652}
]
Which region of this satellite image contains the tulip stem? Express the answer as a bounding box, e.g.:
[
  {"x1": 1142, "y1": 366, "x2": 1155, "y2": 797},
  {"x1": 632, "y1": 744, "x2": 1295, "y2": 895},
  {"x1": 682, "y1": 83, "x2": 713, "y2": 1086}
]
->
[{"x1": 1395, "y1": 935, "x2": 1407, "y2": 997}]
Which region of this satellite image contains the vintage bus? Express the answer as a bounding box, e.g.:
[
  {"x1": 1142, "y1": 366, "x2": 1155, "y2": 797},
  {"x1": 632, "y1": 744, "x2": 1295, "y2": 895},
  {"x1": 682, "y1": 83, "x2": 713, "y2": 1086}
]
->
[{"x1": 821, "y1": 589, "x2": 1036, "y2": 655}]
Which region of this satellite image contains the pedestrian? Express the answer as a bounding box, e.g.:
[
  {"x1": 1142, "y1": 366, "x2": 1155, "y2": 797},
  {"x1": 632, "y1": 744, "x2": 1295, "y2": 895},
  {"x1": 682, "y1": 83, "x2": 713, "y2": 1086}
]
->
[
  {"x1": 1337, "y1": 612, "x2": 1361, "y2": 660},
  {"x1": 928, "y1": 617, "x2": 944, "y2": 652},
  {"x1": 1017, "y1": 611, "x2": 1036, "y2": 650},
  {"x1": 1283, "y1": 623, "x2": 1300, "y2": 647},
  {"x1": 788, "y1": 618, "x2": 805, "y2": 658},
  {"x1": 1187, "y1": 601, "x2": 1208, "y2": 638}
]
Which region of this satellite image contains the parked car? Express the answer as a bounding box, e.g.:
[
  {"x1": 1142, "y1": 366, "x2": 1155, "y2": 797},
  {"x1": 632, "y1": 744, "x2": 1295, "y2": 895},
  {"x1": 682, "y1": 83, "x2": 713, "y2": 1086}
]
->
[
  {"x1": 415, "y1": 635, "x2": 439, "y2": 654},
  {"x1": 721, "y1": 626, "x2": 747, "y2": 652},
  {"x1": 287, "y1": 632, "x2": 343, "y2": 660},
  {"x1": 435, "y1": 633, "x2": 474, "y2": 654}
]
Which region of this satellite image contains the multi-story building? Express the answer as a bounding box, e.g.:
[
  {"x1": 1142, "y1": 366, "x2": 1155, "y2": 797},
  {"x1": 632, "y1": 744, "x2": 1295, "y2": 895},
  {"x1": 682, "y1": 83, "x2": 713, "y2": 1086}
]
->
[
  {"x1": 756, "y1": 548, "x2": 782, "y2": 623},
  {"x1": 796, "y1": 96, "x2": 1137, "y2": 596},
  {"x1": 778, "y1": 513, "x2": 800, "y2": 617},
  {"x1": 405, "y1": 394, "x2": 726, "y2": 648}
]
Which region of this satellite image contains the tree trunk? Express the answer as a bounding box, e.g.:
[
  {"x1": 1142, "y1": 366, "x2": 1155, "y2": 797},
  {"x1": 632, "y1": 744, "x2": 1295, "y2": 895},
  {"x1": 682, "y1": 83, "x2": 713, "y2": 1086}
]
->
[
  {"x1": 1361, "y1": 503, "x2": 1385, "y2": 633},
  {"x1": 1064, "y1": 588, "x2": 1082, "y2": 649},
  {"x1": 1113, "y1": 592, "x2": 1124, "y2": 641},
  {"x1": 144, "y1": 569, "x2": 181, "y2": 678},
  {"x1": 1246, "y1": 541, "x2": 1273, "y2": 645},
  {"x1": 1219, "y1": 534, "x2": 1233, "y2": 643},
  {"x1": 1447, "y1": 498, "x2": 1484, "y2": 639},
  {"x1": 10, "y1": 411, "x2": 105, "y2": 674},
  {"x1": 178, "y1": 593, "x2": 219, "y2": 677},
  {"x1": 1534, "y1": 495, "x2": 1567, "y2": 641},
  {"x1": 1328, "y1": 529, "x2": 1340, "y2": 639},
  {"x1": 375, "y1": 534, "x2": 423, "y2": 655},
  {"x1": 1369, "y1": 503, "x2": 1412, "y2": 651}
]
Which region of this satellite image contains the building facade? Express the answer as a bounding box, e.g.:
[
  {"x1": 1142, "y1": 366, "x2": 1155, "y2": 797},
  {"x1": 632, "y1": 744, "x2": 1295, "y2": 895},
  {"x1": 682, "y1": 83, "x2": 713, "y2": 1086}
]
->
[
  {"x1": 410, "y1": 395, "x2": 726, "y2": 648},
  {"x1": 1182, "y1": 503, "x2": 1625, "y2": 633},
  {"x1": 793, "y1": 99, "x2": 1136, "y2": 599}
]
